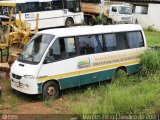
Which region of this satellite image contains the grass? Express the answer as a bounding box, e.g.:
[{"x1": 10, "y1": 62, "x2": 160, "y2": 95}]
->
[
  {"x1": 66, "y1": 49, "x2": 160, "y2": 114},
  {"x1": 43, "y1": 99, "x2": 53, "y2": 107},
  {"x1": 0, "y1": 78, "x2": 24, "y2": 113},
  {"x1": 144, "y1": 30, "x2": 160, "y2": 46},
  {"x1": 140, "y1": 49, "x2": 160, "y2": 75}
]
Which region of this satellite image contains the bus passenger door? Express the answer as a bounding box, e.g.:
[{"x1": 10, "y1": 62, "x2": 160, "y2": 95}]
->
[
  {"x1": 38, "y1": 37, "x2": 80, "y2": 90},
  {"x1": 77, "y1": 35, "x2": 104, "y2": 85}
]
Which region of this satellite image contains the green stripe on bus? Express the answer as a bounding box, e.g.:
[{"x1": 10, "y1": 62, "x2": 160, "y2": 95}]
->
[{"x1": 37, "y1": 64, "x2": 140, "y2": 93}]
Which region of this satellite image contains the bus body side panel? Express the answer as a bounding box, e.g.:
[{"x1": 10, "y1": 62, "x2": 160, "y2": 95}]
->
[
  {"x1": 127, "y1": 64, "x2": 140, "y2": 74},
  {"x1": 37, "y1": 47, "x2": 144, "y2": 93},
  {"x1": 37, "y1": 57, "x2": 80, "y2": 92},
  {"x1": 77, "y1": 54, "x2": 116, "y2": 85},
  {"x1": 17, "y1": 10, "x2": 65, "y2": 30}
]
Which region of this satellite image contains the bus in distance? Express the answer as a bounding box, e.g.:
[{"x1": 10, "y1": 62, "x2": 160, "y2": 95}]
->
[{"x1": 0, "y1": 0, "x2": 84, "y2": 30}]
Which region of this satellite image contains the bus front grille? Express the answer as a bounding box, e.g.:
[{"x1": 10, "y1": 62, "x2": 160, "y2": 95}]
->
[{"x1": 12, "y1": 73, "x2": 22, "y2": 79}]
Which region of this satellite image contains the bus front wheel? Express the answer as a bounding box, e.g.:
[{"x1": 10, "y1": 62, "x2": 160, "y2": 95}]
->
[
  {"x1": 42, "y1": 81, "x2": 60, "y2": 100},
  {"x1": 107, "y1": 19, "x2": 112, "y2": 25},
  {"x1": 65, "y1": 18, "x2": 74, "y2": 27}
]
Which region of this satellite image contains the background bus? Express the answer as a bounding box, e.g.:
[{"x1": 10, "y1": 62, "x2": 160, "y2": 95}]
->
[{"x1": 0, "y1": 0, "x2": 84, "y2": 30}]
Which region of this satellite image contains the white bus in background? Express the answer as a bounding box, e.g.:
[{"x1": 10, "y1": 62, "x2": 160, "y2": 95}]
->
[
  {"x1": 10, "y1": 24, "x2": 147, "y2": 100},
  {"x1": 0, "y1": 0, "x2": 84, "y2": 30}
]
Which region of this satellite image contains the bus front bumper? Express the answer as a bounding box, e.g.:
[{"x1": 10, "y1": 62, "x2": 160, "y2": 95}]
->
[{"x1": 11, "y1": 76, "x2": 39, "y2": 95}]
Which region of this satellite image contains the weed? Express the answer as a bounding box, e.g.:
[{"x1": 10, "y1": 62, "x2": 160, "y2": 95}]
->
[
  {"x1": 95, "y1": 15, "x2": 107, "y2": 25},
  {"x1": 147, "y1": 25, "x2": 155, "y2": 32},
  {"x1": 0, "y1": 96, "x2": 4, "y2": 110},
  {"x1": 43, "y1": 99, "x2": 53, "y2": 107},
  {"x1": 10, "y1": 95, "x2": 19, "y2": 111},
  {"x1": 140, "y1": 49, "x2": 160, "y2": 76}
]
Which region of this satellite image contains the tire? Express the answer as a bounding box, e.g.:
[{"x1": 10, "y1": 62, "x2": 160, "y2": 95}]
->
[
  {"x1": 88, "y1": 17, "x2": 95, "y2": 25},
  {"x1": 107, "y1": 19, "x2": 112, "y2": 25},
  {"x1": 65, "y1": 18, "x2": 74, "y2": 27},
  {"x1": 42, "y1": 81, "x2": 60, "y2": 100},
  {"x1": 113, "y1": 68, "x2": 127, "y2": 82}
]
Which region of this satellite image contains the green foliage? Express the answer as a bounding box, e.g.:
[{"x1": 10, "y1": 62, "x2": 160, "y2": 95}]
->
[
  {"x1": 140, "y1": 49, "x2": 160, "y2": 76},
  {"x1": 112, "y1": 69, "x2": 128, "y2": 86},
  {"x1": 10, "y1": 95, "x2": 19, "y2": 111},
  {"x1": 0, "y1": 96, "x2": 4, "y2": 107},
  {"x1": 95, "y1": 15, "x2": 107, "y2": 25},
  {"x1": 144, "y1": 30, "x2": 160, "y2": 46},
  {"x1": 147, "y1": 25, "x2": 155, "y2": 32}
]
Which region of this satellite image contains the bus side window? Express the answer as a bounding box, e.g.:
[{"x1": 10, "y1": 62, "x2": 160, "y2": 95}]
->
[
  {"x1": 20, "y1": 2, "x2": 39, "y2": 13},
  {"x1": 116, "y1": 33, "x2": 127, "y2": 50},
  {"x1": 51, "y1": 1, "x2": 63, "y2": 10},
  {"x1": 78, "y1": 36, "x2": 94, "y2": 55},
  {"x1": 104, "y1": 34, "x2": 117, "y2": 52},
  {"x1": 44, "y1": 37, "x2": 76, "y2": 63},
  {"x1": 126, "y1": 31, "x2": 144, "y2": 48},
  {"x1": 92, "y1": 35, "x2": 103, "y2": 53}
]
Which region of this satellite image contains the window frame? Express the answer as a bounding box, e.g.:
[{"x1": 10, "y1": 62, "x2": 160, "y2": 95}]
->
[
  {"x1": 77, "y1": 34, "x2": 105, "y2": 56},
  {"x1": 43, "y1": 30, "x2": 145, "y2": 64},
  {"x1": 103, "y1": 32, "x2": 128, "y2": 52},
  {"x1": 18, "y1": 1, "x2": 64, "y2": 13},
  {"x1": 111, "y1": 6, "x2": 118, "y2": 13},
  {"x1": 103, "y1": 30, "x2": 145, "y2": 52},
  {"x1": 44, "y1": 36, "x2": 78, "y2": 63},
  {"x1": 133, "y1": 5, "x2": 148, "y2": 14}
]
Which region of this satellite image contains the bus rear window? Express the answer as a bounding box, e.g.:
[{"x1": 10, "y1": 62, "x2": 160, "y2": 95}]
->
[{"x1": 126, "y1": 31, "x2": 144, "y2": 48}]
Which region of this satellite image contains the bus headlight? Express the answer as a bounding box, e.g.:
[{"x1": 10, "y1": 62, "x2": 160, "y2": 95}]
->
[{"x1": 24, "y1": 75, "x2": 35, "y2": 79}]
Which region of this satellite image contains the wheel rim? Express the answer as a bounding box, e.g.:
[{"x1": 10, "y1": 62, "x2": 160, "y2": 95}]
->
[
  {"x1": 66, "y1": 20, "x2": 72, "y2": 26},
  {"x1": 47, "y1": 86, "x2": 56, "y2": 96}
]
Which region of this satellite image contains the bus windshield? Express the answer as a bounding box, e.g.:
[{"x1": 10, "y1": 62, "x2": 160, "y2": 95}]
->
[
  {"x1": 118, "y1": 6, "x2": 132, "y2": 14},
  {"x1": 18, "y1": 34, "x2": 54, "y2": 64}
]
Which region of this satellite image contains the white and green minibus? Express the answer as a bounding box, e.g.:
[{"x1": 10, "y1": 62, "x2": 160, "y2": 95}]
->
[{"x1": 10, "y1": 24, "x2": 147, "y2": 99}]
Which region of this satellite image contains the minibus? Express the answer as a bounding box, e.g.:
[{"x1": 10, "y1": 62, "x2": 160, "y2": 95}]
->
[{"x1": 10, "y1": 24, "x2": 147, "y2": 99}]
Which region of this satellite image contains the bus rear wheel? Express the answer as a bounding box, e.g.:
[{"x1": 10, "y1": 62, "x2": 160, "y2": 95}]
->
[
  {"x1": 113, "y1": 68, "x2": 127, "y2": 82},
  {"x1": 42, "y1": 81, "x2": 60, "y2": 100},
  {"x1": 65, "y1": 18, "x2": 74, "y2": 27}
]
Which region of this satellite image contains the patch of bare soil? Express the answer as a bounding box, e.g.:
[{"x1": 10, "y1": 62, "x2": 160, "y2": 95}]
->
[
  {"x1": 0, "y1": 47, "x2": 75, "y2": 114},
  {"x1": 0, "y1": 78, "x2": 71, "y2": 114}
]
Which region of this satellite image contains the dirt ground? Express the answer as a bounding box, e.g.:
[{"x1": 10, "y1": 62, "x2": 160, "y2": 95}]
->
[
  {"x1": 0, "y1": 47, "x2": 73, "y2": 114},
  {"x1": 0, "y1": 76, "x2": 74, "y2": 114}
]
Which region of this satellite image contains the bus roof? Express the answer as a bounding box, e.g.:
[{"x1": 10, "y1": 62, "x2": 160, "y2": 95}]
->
[{"x1": 39, "y1": 24, "x2": 143, "y2": 38}]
